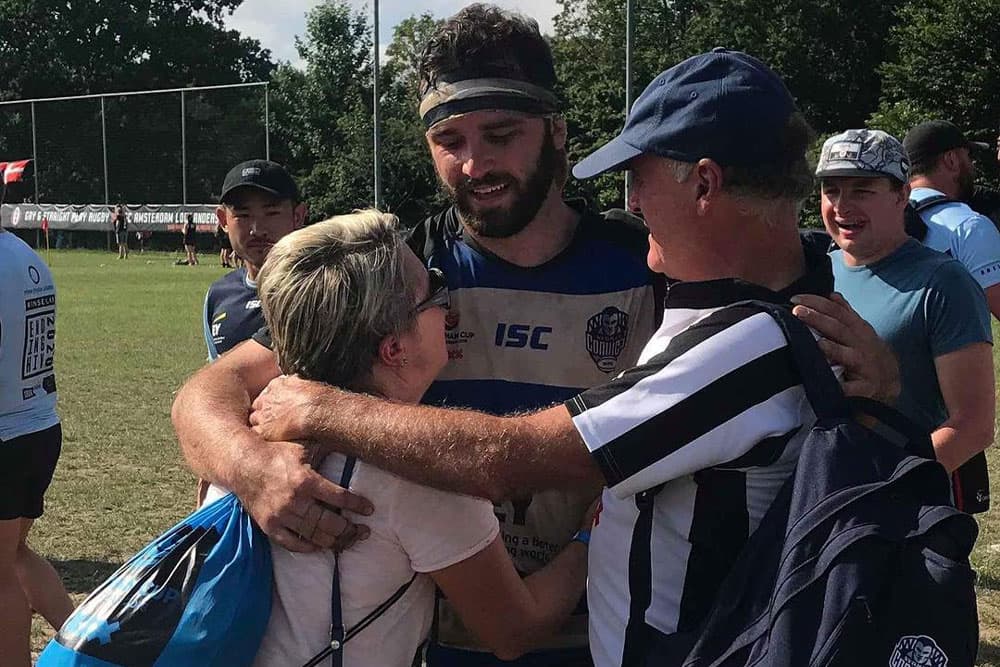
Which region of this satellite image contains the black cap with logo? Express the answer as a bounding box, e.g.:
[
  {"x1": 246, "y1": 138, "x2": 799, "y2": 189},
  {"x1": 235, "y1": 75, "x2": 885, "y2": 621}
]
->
[
  {"x1": 902, "y1": 120, "x2": 990, "y2": 167},
  {"x1": 219, "y1": 159, "x2": 299, "y2": 205}
]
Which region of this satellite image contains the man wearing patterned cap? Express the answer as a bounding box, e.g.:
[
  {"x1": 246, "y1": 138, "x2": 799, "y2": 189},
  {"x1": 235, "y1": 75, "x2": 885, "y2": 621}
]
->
[{"x1": 818, "y1": 129, "x2": 994, "y2": 481}]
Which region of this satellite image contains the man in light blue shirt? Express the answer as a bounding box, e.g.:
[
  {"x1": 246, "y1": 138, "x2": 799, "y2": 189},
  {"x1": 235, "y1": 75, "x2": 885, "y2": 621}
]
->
[
  {"x1": 903, "y1": 120, "x2": 1000, "y2": 319},
  {"x1": 817, "y1": 129, "x2": 994, "y2": 503}
]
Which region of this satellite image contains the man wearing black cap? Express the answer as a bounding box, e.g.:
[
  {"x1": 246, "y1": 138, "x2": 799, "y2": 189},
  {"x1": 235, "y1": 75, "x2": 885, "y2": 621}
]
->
[
  {"x1": 194, "y1": 159, "x2": 305, "y2": 505},
  {"x1": 203, "y1": 159, "x2": 306, "y2": 361},
  {"x1": 231, "y1": 49, "x2": 896, "y2": 667},
  {"x1": 903, "y1": 120, "x2": 1000, "y2": 318}
]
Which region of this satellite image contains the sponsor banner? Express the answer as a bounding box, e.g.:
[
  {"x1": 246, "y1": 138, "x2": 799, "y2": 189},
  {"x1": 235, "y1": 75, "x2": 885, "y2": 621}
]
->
[{"x1": 1, "y1": 203, "x2": 218, "y2": 232}]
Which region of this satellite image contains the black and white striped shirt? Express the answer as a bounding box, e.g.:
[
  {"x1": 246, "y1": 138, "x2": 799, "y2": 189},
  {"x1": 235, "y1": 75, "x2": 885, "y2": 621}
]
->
[{"x1": 566, "y1": 255, "x2": 834, "y2": 667}]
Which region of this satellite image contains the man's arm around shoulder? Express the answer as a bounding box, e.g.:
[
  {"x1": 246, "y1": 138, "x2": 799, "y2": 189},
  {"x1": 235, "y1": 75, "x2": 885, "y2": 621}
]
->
[
  {"x1": 172, "y1": 337, "x2": 279, "y2": 491},
  {"x1": 172, "y1": 339, "x2": 372, "y2": 552},
  {"x1": 249, "y1": 375, "x2": 604, "y2": 503}
]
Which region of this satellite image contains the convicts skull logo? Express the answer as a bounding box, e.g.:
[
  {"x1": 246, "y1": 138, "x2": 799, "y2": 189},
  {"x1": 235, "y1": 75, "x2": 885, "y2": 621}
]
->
[
  {"x1": 889, "y1": 635, "x2": 948, "y2": 667},
  {"x1": 586, "y1": 307, "x2": 629, "y2": 373}
]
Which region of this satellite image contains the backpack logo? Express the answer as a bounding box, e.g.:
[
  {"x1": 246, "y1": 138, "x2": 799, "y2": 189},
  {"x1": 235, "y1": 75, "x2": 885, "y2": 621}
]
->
[
  {"x1": 889, "y1": 635, "x2": 948, "y2": 667},
  {"x1": 586, "y1": 307, "x2": 629, "y2": 372}
]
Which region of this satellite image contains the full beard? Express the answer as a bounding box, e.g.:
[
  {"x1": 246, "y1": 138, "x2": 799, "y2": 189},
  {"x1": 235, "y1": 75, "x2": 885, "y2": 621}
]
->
[
  {"x1": 957, "y1": 165, "x2": 975, "y2": 201},
  {"x1": 446, "y1": 129, "x2": 559, "y2": 239}
]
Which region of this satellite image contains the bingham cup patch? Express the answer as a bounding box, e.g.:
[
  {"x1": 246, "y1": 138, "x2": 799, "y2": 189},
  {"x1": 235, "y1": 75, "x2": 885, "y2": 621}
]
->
[
  {"x1": 586, "y1": 306, "x2": 629, "y2": 373},
  {"x1": 889, "y1": 635, "x2": 948, "y2": 667}
]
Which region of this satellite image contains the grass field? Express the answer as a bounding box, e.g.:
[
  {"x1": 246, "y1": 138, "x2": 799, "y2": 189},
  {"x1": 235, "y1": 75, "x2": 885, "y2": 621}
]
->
[
  {"x1": 20, "y1": 248, "x2": 1000, "y2": 662},
  {"x1": 26, "y1": 249, "x2": 226, "y2": 658}
]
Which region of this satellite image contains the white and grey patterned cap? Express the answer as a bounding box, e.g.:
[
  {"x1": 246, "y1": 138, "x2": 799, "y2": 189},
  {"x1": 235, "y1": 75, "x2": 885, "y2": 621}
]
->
[{"x1": 815, "y1": 129, "x2": 910, "y2": 183}]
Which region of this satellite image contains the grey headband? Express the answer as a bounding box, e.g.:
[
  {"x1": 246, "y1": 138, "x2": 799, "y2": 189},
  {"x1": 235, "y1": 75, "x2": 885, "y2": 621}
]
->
[{"x1": 419, "y1": 78, "x2": 559, "y2": 128}]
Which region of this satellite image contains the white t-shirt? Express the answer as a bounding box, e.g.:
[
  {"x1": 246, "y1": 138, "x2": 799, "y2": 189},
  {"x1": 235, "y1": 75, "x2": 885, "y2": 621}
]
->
[
  {"x1": 0, "y1": 231, "x2": 59, "y2": 441},
  {"x1": 239, "y1": 454, "x2": 499, "y2": 667}
]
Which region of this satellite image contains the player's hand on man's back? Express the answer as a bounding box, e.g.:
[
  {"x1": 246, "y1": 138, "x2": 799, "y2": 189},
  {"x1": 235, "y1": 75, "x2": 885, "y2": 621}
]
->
[{"x1": 791, "y1": 292, "x2": 901, "y2": 404}]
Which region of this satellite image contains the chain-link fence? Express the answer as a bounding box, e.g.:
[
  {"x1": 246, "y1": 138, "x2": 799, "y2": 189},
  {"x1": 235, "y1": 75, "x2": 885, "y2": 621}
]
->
[{"x1": 0, "y1": 82, "x2": 270, "y2": 207}]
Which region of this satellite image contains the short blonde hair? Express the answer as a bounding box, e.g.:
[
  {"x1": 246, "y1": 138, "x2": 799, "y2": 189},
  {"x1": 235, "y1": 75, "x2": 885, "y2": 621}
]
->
[{"x1": 257, "y1": 209, "x2": 416, "y2": 387}]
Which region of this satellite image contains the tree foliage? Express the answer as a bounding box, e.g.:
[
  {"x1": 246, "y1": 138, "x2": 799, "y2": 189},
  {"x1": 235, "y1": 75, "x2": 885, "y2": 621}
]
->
[
  {"x1": 268, "y1": 3, "x2": 442, "y2": 224},
  {"x1": 0, "y1": 0, "x2": 273, "y2": 204},
  {"x1": 874, "y1": 0, "x2": 1000, "y2": 141}
]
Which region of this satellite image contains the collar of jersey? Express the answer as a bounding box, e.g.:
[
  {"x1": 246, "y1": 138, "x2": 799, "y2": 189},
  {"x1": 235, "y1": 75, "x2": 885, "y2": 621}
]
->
[
  {"x1": 242, "y1": 268, "x2": 257, "y2": 289},
  {"x1": 663, "y1": 238, "x2": 834, "y2": 310}
]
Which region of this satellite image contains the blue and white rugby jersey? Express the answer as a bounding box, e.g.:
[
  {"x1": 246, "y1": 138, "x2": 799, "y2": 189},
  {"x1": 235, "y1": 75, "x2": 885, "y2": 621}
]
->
[
  {"x1": 203, "y1": 268, "x2": 264, "y2": 360},
  {"x1": 0, "y1": 231, "x2": 59, "y2": 441},
  {"x1": 409, "y1": 202, "x2": 663, "y2": 652}
]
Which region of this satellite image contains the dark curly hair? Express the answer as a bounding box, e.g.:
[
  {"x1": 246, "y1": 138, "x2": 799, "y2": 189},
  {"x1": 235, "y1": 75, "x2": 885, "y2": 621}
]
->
[{"x1": 418, "y1": 3, "x2": 557, "y2": 98}]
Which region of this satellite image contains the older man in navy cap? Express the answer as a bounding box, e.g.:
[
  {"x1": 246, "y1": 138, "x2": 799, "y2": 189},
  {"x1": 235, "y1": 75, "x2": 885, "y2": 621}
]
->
[{"x1": 226, "y1": 49, "x2": 901, "y2": 666}]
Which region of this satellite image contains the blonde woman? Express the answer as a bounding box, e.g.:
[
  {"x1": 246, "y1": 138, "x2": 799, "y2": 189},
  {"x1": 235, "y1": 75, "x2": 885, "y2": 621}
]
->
[{"x1": 245, "y1": 210, "x2": 592, "y2": 667}]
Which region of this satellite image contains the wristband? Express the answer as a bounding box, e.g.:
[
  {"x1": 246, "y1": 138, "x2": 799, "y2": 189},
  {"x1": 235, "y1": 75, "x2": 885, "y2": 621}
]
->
[{"x1": 572, "y1": 529, "x2": 591, "y2": 546}]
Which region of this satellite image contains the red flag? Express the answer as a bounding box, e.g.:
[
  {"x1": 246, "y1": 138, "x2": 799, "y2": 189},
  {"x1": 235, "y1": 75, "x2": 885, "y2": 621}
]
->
[
  {"x1": 0, "y1": 162, "x2": 7, "y2": 174},
  {"x1": 4, "y1": 159, "x2": 30, "y2": 184},
  {"x1": 41, "y1": 216, "x2": 49, "y2": 232}
]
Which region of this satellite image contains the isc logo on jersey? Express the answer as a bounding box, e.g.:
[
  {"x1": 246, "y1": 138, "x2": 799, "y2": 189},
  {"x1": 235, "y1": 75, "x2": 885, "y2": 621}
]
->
[{"x1": 495, "y1": 323, "x2": 552, "y2": 350}]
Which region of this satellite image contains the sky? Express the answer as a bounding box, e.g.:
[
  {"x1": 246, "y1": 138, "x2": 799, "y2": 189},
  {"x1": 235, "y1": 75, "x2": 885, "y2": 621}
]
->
[{"x1": 225, "y1": 0, "x2": 562, "y2": 68}]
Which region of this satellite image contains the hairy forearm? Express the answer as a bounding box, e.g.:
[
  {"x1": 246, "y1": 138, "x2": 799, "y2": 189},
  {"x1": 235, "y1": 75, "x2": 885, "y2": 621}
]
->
[
  {"x1": 932, "y1": 420, "x2": 994, "y2": 473},
  {"x1": 307, "y1": 391, "x2": 597, "y2": 502},
  {"x1": 171, "y1": 364, "x2": 265, "y2": 492}
]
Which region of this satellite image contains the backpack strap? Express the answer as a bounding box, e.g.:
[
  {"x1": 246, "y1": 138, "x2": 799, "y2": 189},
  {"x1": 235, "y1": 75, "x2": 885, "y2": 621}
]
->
[
  {"x1": 738, "y1": 301, "x2": 931, "y2": 451},
  {"x1": 302, "y1": 457, "x2": 356, "y2": 667},
  {"x1": 302, "y1": 457, "x2": 418, "y2": 667},
  {"x1": 905, "y1": 193, "x2": 957, "y2": 242},
  {"x1": 910, "y1": 193, "x2": 957, "y2": 213},
  {"x1": 734, "y1": 300, "x2": 851, "y2": 421}
]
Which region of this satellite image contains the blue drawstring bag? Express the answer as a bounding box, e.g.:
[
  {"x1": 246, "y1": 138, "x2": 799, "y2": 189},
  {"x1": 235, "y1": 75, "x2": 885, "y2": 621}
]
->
[{"x1": 38, "y1": 492, "x2": 272, "y2": 666}]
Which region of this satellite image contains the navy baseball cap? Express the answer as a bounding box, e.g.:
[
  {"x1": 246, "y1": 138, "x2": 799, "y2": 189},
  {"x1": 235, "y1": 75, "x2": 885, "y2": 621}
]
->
[
  {"x1": 220, "y1": 160, "x2": 299, "y2": 205},
  {"x1": 573, "y1": 48, "x2": 796, "y2": 179}
]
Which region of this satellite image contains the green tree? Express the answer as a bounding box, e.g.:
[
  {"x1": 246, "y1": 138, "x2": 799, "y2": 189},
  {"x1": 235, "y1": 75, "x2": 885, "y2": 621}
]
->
[
  {"x1": 681, "y1": 0, "x2": 902, "y2": 134},
  {"x1": 267, "y1": 0, "x2": 373, "y2": 218},
  {"x1": 378, "y1": 13, "x2": 447, "y2": 224},
  {"x1": 550, "y1": 0, "x2": 906, "y2": 210},
  {"x1": 0, "y1": 0, "x2": 274, "y2": 204},
  {"x1": 552, "y1": 0, "x2": 692, "y2": 209},
  {"x1": 873, "y1": 0, "x2": 1000, "y2": 155}
]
